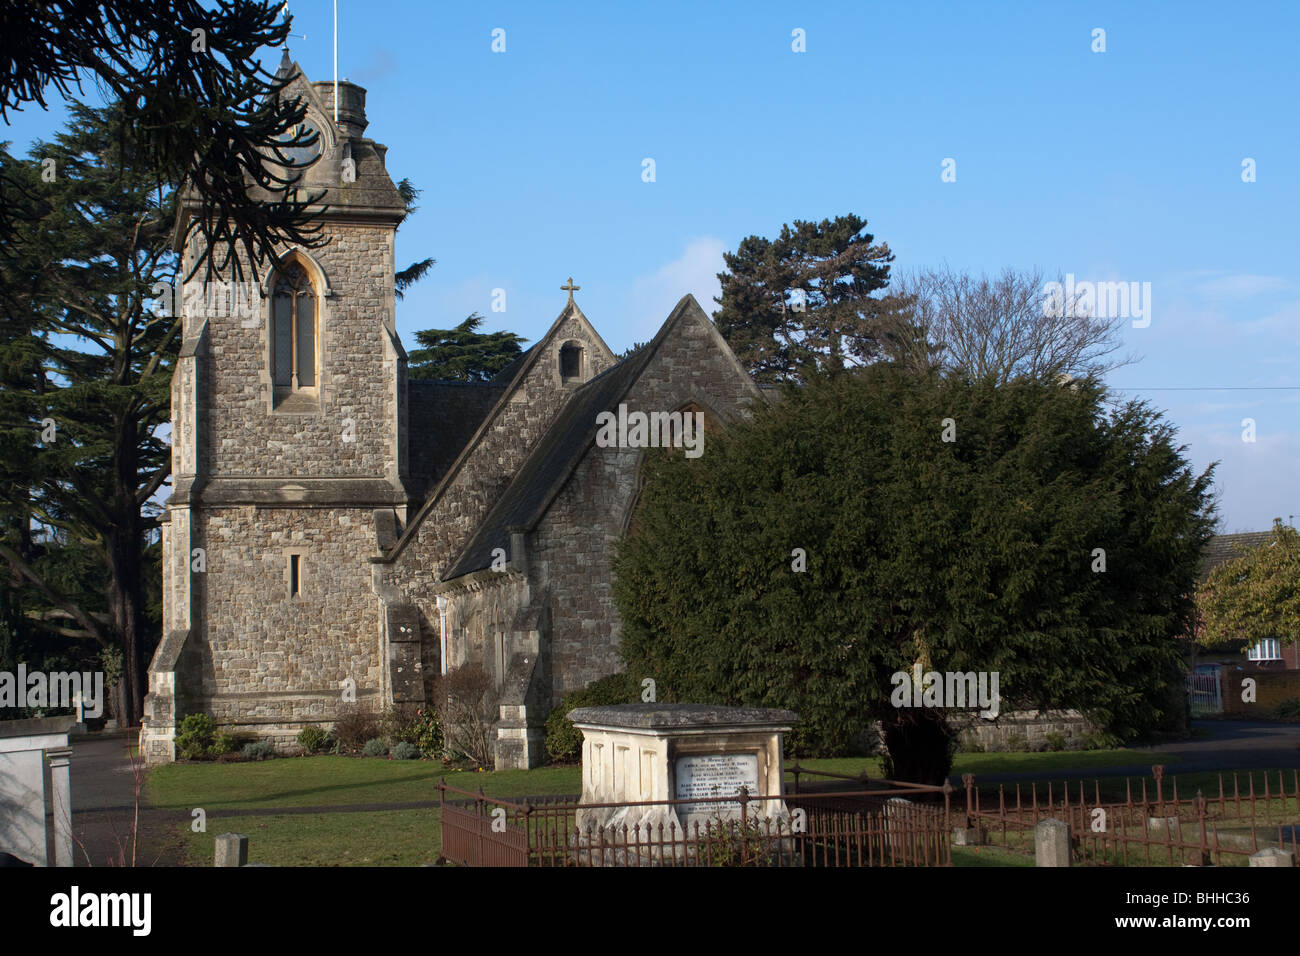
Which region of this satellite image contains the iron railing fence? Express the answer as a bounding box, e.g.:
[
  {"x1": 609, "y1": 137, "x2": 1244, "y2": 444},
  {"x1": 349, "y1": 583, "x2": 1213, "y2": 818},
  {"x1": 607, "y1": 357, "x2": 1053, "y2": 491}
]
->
[
  {"x1": 959, "y1": 765, "x2": 1300, "y2": 866},
  {"x1": 437, "y1": 776, "x2": 953, "y2": 867}
]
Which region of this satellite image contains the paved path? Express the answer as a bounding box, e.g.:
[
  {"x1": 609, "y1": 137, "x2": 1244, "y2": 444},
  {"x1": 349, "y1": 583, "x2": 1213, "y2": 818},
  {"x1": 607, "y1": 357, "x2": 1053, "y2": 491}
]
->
[
  {"x1": 66, "y1": 734, "x2": 186, "y2": 866},
  {"x1": 949, "y1": 720, "x2": 1300, "y2": 788}
]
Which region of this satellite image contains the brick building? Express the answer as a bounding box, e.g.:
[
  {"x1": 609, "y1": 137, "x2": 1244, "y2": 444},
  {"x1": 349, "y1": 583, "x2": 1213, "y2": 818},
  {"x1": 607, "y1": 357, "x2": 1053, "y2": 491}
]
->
[{"x1": 140, "y1": 60, "x2": 761, "y2": 767}]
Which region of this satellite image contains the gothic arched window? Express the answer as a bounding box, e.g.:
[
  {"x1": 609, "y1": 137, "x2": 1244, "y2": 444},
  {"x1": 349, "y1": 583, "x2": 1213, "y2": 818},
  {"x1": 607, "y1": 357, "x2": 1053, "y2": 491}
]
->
[{"x1": 272, "y1": 263, "x2": 317, "y2": 392}]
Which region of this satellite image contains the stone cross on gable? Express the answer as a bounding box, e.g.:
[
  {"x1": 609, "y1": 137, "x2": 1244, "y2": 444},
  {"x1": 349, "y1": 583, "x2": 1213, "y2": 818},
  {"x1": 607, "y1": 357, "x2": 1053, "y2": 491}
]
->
[{"x1": 561, "y1": 277, "x2": 580, "y2": 304}]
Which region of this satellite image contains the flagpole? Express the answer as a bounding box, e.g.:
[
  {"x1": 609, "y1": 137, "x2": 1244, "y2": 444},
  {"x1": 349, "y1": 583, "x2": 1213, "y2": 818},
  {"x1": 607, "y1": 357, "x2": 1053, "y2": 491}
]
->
[{"x1": 333, "y1": 0, "x2": 339, "y2": 125}]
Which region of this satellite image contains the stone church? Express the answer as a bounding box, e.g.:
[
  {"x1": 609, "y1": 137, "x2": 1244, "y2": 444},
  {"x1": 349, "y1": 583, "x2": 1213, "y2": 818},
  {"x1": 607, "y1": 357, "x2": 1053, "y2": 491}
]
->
[{"x1": 140, "y1": 60, "x2": 762, "y2": 768}]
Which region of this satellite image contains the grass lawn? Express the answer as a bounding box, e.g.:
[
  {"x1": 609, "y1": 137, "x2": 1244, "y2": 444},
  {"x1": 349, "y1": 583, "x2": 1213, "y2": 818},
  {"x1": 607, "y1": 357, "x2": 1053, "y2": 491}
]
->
[
  {"x1": 176, "y1": 809, "x2": 444, "y2": 866},
  {"x1": 951, "y1": 844, "x2": 1034, "y2": 867},
  {"x1": 783, "y1": 747, "x2": 1177, "y2": 784},
  {"x1": 148, "y1": 756, "x2": 581, "y2": 811},
  {"x1": 149, "y1": 746, "x2": 1209, "y2": 867}
]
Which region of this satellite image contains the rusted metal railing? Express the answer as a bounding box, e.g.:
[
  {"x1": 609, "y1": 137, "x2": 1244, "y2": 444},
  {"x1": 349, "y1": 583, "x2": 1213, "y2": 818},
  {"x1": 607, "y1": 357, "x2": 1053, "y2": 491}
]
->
[
  {"x1": 960, "y1": 765, "x2": 1300, "y2": 866},
  {"x1": 436, "y1": 776, "x2": 953, "y2": 867}
]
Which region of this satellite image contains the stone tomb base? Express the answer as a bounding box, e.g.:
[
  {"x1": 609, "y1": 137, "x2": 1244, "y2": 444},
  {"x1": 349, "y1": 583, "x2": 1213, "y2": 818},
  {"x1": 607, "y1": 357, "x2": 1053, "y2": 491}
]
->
[{"x1": 567, "y1": 703, "x2": 797, "y2": 864}]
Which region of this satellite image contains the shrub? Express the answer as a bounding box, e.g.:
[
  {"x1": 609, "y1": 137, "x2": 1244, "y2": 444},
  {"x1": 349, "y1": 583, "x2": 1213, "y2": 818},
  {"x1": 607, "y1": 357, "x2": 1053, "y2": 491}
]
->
[
  {"x1": 176, "y1": 713, "x2": 216, "y2": 760},
  {"x1": 544, "y1": 672, "x2": 641, "y2": 764},
  {"x1": 1044, "y1": 732, "x2": 1066, "y2": 752},
  {"x1": 1085, "y1": 731, "x2": 1119, "y2": 750},
  {"x1": 432, "y1": 664, "x2": 498, "y2": 768},
  {"x1": 297, "y1": 726, "x2": 330, "y2": 754},
  {"x1": 363, "y1": 737, "x2": 388, "y2": 757},
  {"x1": 210, "y1": 730, "x2": 237, "y2": 757},
  {"x1": 243, "y1": 740, "x2": 275, "y2": 760},
  {"x1": 381, "y1": 703, "x2": 443, "y2": 757},
  {"x1": 392, "y1": 741, "x2": 420, "y2": 760},
  {"x1": 692, "y1": 815, "x2": 781, "y2": 867},
  {"x1": 1276, "y1": 698, "x2": 1300, "y2": 719},
  {"x1": 1005, "y1": 734, "x2": 1029, "y2": 753},
  {"x1": 333, "y1": 704, "x2": 380, "y2": 753}
]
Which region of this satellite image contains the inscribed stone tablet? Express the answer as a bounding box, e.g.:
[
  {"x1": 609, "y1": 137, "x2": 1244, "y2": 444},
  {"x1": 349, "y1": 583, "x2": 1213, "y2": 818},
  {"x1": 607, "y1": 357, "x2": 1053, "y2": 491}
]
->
[{"x1": 674, "y1": 753, "x2": 759, "y2": 814}]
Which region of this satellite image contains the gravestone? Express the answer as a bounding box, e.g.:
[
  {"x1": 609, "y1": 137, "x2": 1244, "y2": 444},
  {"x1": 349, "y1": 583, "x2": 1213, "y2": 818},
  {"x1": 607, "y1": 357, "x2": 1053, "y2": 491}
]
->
[
  {"x1": 1035, "y1": 817, "x2": 1071, "y2": 867},
  {"x1": 214, "y1": 832, "x2": 248, "y2": 867},
  {"x1": 567, "y1": 703, "x2": 797, "y2": 862},
  {"x1": 0, "y1": 716, "x2": 76, "y2": 867},
  {"x1": 1250, "y1": 847, "x2": 1294, "y2": 867}
]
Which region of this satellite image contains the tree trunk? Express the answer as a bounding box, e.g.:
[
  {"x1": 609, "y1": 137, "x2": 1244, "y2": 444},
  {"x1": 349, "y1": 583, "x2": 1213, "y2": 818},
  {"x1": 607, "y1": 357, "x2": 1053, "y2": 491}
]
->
[
  {"x1": 879, "y1": 707, "x2": 957, "y2": 786},
  {"x1": 108, "y1": 421, "x2": 147, "y2": 727}
]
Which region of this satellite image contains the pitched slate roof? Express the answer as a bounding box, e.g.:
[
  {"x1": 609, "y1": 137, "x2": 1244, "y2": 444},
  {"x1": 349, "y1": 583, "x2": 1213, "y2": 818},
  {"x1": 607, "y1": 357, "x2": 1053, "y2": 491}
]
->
[
  {"x1": 380, "y1": 299, "x2": 616, "y2": 565},
  {"x1": 408, "y1": 380, "x2": 506, "y2": 485},
  {"x1": 442, "y1": 344, "x2": 658, "y2": 579},
  {"x1": 1199, "y1": 531, "x2": 1274, "y2": 582},
  {"x1": 489, "y1": 345, "x2": 535, "y2": 385},
  {"x1": 439, "y1": 294, "x2": 764, "y2": 581}
]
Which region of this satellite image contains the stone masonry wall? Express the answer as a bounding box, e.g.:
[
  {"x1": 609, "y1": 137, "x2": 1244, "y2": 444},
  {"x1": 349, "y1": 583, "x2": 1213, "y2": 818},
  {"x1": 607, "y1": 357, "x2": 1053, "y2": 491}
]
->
[
  {"x1": 190, "y1": 505, "x2": 383, "y2": 737},
  {"x1": 196, "y1": 225, "x2": 399, "y2": 481},
  {"x1": 386, "y1": 309, "x2": 614, "y2": 697},
  {"x1": 532, "y1": 307, "x2": 762, "y2": 709},
  {"x1": 439, "y1": 574, "x2": 531, "y2": 685}
]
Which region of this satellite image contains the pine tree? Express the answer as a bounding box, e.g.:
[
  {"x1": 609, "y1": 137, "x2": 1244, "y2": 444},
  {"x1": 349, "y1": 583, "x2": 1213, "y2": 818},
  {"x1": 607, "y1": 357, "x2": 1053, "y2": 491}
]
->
[
  {"x1": 408, "y1": 315, "x2": 527, "y2": 382},
  {"x1": 714, "y1": 214, "x2": 894, "y2": 384},
  {"x1": 0, "y1": 101, "x2": 179, "y2": 725},
  {"x1": 0, "y1": 0, "x2": 323, "y2": 283}
]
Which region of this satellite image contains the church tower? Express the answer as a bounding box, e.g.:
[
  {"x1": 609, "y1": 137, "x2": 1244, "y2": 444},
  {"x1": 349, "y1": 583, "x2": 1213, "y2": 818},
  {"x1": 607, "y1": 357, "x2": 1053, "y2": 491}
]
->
[{"x1": 142, "y1": 59, "x2": 413, "y2": 762}]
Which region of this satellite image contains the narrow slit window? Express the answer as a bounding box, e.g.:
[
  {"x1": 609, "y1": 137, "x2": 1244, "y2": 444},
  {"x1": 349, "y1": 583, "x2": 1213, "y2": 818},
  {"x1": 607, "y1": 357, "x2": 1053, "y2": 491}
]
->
[{"x1": 289, "y1": 554, "x2": 301, "y2": 597}]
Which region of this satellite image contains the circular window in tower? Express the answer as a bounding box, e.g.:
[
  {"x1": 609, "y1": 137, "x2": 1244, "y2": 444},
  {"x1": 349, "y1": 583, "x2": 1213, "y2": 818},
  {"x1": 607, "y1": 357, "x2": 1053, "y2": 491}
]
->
[{"x1": 277, "y1": 116, "x2": 324, "y2": 169}]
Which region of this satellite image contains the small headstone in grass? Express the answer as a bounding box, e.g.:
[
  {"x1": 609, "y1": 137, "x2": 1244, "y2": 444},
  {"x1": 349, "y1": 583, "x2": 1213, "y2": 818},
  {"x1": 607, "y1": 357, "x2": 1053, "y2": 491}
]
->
[
  {"x1": 1250, "y1": 847, "x2": 1294, "y2": 867},
  {"x1": 1035, "y1": 818, "x2": 1070, "y2": 867},
  {"x1": 953, "y1": 826, "x2": 987, "y2": 846},
  {"x1": 214, "y1": 832, "x2": 248, "y2": 867}
]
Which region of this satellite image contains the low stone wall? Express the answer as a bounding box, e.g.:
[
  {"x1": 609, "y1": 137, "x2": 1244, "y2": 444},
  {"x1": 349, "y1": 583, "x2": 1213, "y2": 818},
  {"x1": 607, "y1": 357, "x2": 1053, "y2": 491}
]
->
[
  {"x1": 857, "y1": 710, "x2": 1098, "y2": 755},
  {"x1": 953, "y1": 710, "x2": 1097, "y2": 752}
]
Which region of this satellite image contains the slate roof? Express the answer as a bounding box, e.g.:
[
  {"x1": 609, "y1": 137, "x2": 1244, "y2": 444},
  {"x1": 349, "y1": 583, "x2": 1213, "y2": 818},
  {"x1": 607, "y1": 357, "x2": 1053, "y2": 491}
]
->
[
  {"x1": 442, "y1": 343, "x2": 660, "y2": 579},
  {"x1": 1198, "y1": 531, "x2": 1274, "y2": 582},
  {"x1": 490, "y1": 345, "x2": 536, "y2": 385},
  {"x1": 408, "y1": 380, "x2": 506, "y2": 486}
]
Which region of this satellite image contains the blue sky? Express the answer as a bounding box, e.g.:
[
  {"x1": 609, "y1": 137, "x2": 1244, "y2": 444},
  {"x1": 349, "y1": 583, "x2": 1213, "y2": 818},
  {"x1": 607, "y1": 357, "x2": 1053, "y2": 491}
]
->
[{"x1": 4, "y1": 1, "x2": 1297, "y2": 532}]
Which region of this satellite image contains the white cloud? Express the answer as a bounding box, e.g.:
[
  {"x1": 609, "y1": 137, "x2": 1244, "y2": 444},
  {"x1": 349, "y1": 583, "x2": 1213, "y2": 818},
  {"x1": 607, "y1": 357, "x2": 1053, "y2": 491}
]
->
[
  {"x1": 1178, "y1": 423, "x2": 1300, "y2": 532},
  {"x1": 618, "y1": 237, "x2": 727, "y2": 347}
]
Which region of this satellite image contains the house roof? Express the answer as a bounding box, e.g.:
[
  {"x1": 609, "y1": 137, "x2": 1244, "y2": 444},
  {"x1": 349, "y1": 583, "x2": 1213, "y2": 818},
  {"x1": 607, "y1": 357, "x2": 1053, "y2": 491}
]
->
[{"x1": 1199, "y1": 531, "x2": 1274, "y2": 581}]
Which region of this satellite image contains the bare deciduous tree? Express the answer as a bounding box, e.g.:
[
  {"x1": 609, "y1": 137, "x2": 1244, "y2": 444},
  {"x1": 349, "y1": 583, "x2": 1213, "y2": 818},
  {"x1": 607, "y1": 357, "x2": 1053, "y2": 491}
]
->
[
  {"x1": 882, "y1": 265, "x2": 1136, "y2": 383},
  {"x1": 432, "y1": 664, "x2": 498, "y2": 768}
]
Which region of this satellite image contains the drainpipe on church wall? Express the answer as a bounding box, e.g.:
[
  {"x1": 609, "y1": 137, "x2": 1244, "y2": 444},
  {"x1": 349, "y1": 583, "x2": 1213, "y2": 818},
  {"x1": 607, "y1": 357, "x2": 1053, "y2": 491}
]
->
[
  {"x1": 436, "y1": 595, "x2": 448, "y2": 676},
  {"x1": 509, "y1": 528, "x2": 528, "y2": 576}
]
